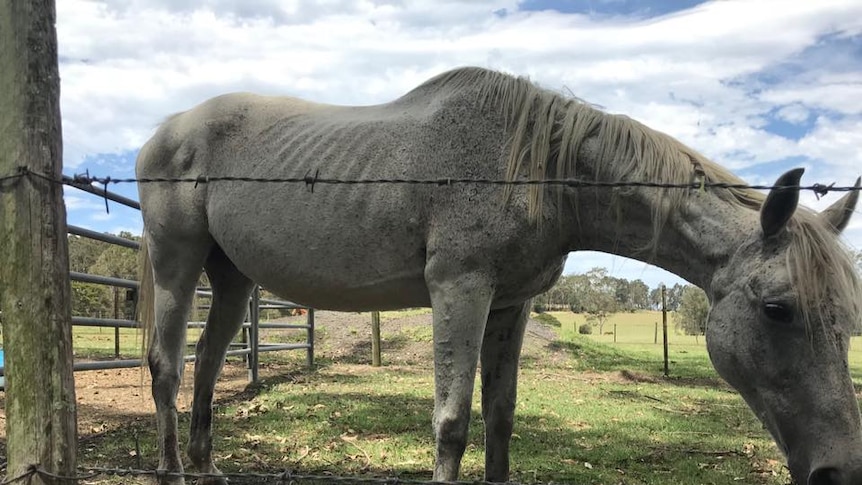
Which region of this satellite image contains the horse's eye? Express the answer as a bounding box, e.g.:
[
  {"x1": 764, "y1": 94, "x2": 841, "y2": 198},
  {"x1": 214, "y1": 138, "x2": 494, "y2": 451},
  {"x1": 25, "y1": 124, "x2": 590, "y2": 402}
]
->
[{"x1": 763, "y1": 302, "x2": 794, "y2": 323}]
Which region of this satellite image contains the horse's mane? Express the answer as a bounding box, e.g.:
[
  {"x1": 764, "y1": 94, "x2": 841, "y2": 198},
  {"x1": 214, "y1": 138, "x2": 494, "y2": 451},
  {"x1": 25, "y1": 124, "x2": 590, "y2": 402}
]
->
[{"x1": 416, "y1": 66, "x2": 861, "y2": 335}]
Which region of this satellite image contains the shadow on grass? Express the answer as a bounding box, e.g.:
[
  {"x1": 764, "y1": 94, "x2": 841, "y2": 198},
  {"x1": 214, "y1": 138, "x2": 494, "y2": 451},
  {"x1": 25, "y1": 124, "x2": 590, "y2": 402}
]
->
[
  {"x1": 548, "y1": 337, "x2": 727, "y2": 389},
  {"x1": 76, "y1": 385, "x2": 782, "y2": 485}
]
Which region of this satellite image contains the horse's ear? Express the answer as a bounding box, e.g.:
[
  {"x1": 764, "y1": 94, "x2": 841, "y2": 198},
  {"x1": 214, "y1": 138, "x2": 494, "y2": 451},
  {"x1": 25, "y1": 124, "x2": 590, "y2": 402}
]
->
[
  {"x1": 819, "y1": 176, "x2": 860, "y2": 234},
  {"x1": 761, "y1": 168, "x2": 804, "y2": 238}
]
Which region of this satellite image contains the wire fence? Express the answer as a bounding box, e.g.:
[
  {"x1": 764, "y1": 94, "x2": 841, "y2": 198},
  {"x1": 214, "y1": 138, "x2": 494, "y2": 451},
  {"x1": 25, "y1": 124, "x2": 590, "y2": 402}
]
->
[
  {"x1": 1, "y1": 166, "x2": 859, "y2": 198},
  {"x1": 3, "y1": 165, "x2": 853, "y2": 485},
  {"x1": 3, "y1": 465, "x2": 538, "y2": 485}
]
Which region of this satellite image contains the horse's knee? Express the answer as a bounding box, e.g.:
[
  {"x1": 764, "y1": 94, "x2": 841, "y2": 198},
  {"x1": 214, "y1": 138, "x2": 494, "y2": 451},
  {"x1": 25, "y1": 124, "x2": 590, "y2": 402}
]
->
[
  {"x1": 434, "y1": 411, "x2": 470, "y2": 454},
  {"x1": 149, "y1": 359, "x2": 181, "y2": 402}
]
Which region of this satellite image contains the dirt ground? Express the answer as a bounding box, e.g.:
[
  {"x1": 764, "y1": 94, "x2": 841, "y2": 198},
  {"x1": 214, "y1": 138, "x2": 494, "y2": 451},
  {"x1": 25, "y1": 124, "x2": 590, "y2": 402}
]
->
[{"x1": 0, "y1": 310, "x2": 569, "y2": 444}]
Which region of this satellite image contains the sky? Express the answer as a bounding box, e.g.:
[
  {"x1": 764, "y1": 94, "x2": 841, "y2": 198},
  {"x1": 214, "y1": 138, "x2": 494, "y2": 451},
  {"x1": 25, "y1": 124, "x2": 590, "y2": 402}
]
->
[{"x1": 58, "y1": 0, "x2": 862, "y2": 290}]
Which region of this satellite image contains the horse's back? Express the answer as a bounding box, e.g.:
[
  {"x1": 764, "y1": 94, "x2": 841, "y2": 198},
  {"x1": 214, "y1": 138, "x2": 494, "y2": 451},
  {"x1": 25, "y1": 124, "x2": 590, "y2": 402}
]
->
[
  {"x1": 136, "y1": 84, "x2": 565, "y2": 311},
  {"x1": 136, "y1": 92, "x2": 449, "y2": 309}
]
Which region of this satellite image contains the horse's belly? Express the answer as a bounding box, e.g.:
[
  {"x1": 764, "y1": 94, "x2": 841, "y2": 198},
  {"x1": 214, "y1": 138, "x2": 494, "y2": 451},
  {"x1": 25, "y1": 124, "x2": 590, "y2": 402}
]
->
[
  {"x1": 208, "y1": 207, "x2": 431, "y2": 312},
  {"x1": 261, "y1": 273, "x2": 431, "y2": 312}
]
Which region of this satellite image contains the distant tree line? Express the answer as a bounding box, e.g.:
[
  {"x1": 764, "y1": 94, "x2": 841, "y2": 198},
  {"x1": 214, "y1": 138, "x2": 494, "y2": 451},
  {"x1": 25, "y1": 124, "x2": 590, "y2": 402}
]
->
[
  {"x1": 539, "y1": 251, "x2": 862, "y2": 337},
  {"x1": 534, "y1": 267, "x2": 687, "y2": 313},
  {"x1": 69, "y1": 232, "x2": 140, "y2": 319},
  {"x1": 534, "y1": 267, "x2": 706, "y2": 335}
]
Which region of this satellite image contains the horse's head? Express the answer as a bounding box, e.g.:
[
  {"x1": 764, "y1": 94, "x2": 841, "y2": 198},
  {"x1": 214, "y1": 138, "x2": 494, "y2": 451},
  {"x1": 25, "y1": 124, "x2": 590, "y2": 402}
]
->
[{"x1": 707, "y1": 169, "x2": 862, "y2": 485}]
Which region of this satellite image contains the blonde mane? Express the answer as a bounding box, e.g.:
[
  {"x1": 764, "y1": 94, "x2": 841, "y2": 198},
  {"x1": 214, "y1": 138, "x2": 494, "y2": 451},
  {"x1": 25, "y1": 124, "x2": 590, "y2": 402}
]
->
[{"x1": 419, "y1": 67, "x2": 862, "y2": 334}]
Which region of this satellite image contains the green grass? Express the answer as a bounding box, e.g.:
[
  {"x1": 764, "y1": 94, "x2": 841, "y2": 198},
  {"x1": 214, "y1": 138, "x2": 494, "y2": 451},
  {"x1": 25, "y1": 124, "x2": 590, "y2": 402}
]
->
[
  {"x1": 76, "y1": 312, "x2": 799, "y2": 485},
  {"x1": 549, "y1": 310, "x2": 862, "y2": 383},
  {"x1": 66, "y1": 309, "x2": 862, "y2": 484},
  {"x1": 70, "y1": 327, "x2": 203, "y2": 360}
]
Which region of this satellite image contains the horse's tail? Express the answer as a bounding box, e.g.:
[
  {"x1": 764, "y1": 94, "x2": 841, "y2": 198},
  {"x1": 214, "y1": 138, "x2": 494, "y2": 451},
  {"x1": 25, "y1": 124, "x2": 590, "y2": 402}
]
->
[{"x1": 138, "y1": 232, "x2": 155, "y2": 370}]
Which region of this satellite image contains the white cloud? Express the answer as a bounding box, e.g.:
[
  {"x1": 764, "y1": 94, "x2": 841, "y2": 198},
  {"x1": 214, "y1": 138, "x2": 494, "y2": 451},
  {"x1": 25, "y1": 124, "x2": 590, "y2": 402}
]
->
[
  {"x1": 64, "y1": 194, "x2": 104, "y2": 212},
  {"x1": 55, "y1": 0, "x2": 862, "y2": 282},
  {"x1": 760, "y1": 81, "x2": 862, "y2": 116},
  {"x1": 797, "y1": 116, "x2": 862, "y2": 170},
  {"x1": 775, "y1": 104, "x2": 810, "y2": 124}
]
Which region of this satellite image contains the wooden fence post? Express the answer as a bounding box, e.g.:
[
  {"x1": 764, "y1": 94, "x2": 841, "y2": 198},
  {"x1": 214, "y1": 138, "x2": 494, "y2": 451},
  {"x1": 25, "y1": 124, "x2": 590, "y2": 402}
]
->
[
  {"x1": 662, "y1": 285, "x2": 669, "y2": 377},
  {"x1": 0, "y1": 1, "x2": 78, "y2": 483},
  {"x1": 371, "y1": 311, "x2": 381, "y2": 367}
]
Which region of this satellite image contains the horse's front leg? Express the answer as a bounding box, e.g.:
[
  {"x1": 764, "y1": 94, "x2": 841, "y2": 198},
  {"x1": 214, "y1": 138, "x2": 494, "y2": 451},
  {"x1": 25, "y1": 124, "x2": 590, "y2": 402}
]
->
[
  {"x1": 427, "y1": 271, "x2": 493, "y2": 481},
  {"x1": 480, "y1": 302, "x2": 529, "y2": 482}
]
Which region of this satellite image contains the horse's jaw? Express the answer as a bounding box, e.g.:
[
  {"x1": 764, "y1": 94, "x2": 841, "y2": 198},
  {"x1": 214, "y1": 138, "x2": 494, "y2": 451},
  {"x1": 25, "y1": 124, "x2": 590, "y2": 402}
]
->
[{"x1": 705, "y1": 234, "x2": 862, "y2": 485}]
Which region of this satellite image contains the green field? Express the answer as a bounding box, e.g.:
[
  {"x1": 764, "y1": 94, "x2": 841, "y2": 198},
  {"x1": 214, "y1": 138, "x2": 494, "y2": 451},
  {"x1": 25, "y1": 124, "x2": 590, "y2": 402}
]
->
[
  {"x1": 60, "y1": 309, "x2": 829, "y2": 484},
  {"x1": 549, "y1": 310, "x2": 862, "y2": 381}
]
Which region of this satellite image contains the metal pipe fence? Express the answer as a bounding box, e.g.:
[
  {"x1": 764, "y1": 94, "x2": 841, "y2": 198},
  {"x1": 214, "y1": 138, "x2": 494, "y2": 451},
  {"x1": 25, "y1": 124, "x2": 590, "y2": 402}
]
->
[{"x1": 0, "y1": 177, "x2": 315, "y2": 381}]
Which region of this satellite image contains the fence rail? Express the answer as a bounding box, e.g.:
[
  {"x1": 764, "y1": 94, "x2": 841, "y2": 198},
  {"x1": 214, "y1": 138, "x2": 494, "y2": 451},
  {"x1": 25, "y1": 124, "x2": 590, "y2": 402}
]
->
[{"x1": 0, "y1": 176, "x2": 315, "y2": 382}]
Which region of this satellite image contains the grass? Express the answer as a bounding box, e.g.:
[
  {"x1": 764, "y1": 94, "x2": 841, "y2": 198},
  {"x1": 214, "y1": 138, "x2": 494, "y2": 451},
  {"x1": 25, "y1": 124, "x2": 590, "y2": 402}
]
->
[
  {"x1": 72, "y1": 310, "x2": 803, "y2": 485},
  {"x1": 70, "y1": 326, "x2": 203, "y2": 360},
  {"x1": 548, "y1": 310, "x2": 862, "y2": 383},
  {"x1": 66, "y1": 309, "x2": 433, "y2": 360}
]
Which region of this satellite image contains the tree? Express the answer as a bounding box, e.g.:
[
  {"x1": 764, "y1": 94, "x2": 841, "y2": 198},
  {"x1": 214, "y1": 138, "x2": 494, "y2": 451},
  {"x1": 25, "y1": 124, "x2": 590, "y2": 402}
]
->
[
  {"x1": 674, "y1": 285, "x2": 710, "y2": 335},
  {"x1": 69, "y1": 235, "x2": 111, "y2": 316},
  {"x1": 628, "y1": 279, "x2": 650, "y2": 310},
  {"x1": 666, "y1": 283, "x2": 684, "y2": 311},
  {"x1": 583, "y1": 268, "x2": 618, "y2": 334},
  {"x1": 649, "y1": 286, "x2": 663, "y2": 309},
  {"x1": 67, "y1": 232, "x2": 141, "y2": 317},
  {"x1": 68, "y1": 234, "x2": 106, "y2": 272},
  {"x1": 71, "y1": 283, "x2": 105, "y2": 317}
]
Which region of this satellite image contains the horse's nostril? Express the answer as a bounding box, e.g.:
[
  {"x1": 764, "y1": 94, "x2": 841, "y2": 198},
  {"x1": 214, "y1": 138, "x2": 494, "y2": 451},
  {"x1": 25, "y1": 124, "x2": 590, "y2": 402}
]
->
[{"x1": 809, "y1": 467, "x2": 842, "y2": 485}]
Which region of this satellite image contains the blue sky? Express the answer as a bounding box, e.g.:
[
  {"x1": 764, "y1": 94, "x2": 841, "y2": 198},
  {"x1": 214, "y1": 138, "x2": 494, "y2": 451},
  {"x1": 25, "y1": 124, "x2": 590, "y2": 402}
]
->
[{"x1": 59, "y1": 0, "x2": 862, "y2": 289}]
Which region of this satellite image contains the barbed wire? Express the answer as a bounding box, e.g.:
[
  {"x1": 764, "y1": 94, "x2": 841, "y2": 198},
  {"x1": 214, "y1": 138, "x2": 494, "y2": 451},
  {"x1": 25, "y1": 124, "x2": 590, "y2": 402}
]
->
[
  {"x1": 3, "y1": 167, "x2": 860, "y2": 199},
  {"x1": 1, "y1": 465, "x2": 558, "y2": 485}
]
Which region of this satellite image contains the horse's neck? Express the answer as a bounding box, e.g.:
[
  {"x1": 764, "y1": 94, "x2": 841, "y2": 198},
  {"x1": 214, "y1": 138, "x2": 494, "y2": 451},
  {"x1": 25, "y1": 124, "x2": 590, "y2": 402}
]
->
[{"x1": 566, "y1": 141, "x2": 755, "y2": 290}]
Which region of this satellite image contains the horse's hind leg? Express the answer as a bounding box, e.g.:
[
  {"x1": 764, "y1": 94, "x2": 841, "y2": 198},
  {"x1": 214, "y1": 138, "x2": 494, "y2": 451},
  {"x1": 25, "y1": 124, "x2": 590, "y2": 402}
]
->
[
  {"x1": 480, "y1": 302, "x2": 529, "y2": 482},
  {"x1": 187, "y1": 247, "x2": 254, "y2": 484},
  {"x1": 147, "y1": 234, "x2": 212, "y2": 485}
]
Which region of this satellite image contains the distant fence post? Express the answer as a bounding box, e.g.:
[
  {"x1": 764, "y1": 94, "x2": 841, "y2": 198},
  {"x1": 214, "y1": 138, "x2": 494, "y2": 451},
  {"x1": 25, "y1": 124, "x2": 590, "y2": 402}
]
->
[
  {"x1": 371, "y1": 311, "x2": 382, "y2": 367},
  {"x1": 662, "y1": 285, "x2": 669, "y2": 377},
  {"x1": 654, "y1": 322, "x2": 658, "y2": 344},
  {"x1": 0, "y1": 1, "x2": 78, "y2": 482},
  {"x1": 306, "y1": 308, "x2": 315, "y2": 368},
  {"x1": 113, "y1": 287, "x2": 121, "y2": 358},
  {"x1": 248, "y1": 286, "x2": 260, "y2": 383}
]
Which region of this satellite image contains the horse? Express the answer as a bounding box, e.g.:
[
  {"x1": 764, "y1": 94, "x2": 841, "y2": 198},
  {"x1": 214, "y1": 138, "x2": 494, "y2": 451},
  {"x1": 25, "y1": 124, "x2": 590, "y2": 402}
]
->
[{"x1": 137, "y1": 66, "x2": 862, "y2": 485}]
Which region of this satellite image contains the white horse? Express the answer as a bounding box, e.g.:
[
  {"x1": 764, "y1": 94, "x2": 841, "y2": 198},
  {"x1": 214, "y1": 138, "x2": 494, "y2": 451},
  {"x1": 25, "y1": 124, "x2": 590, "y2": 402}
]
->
[{"x1": 137, "y1": 67, "x2": 862, "y2": 485}]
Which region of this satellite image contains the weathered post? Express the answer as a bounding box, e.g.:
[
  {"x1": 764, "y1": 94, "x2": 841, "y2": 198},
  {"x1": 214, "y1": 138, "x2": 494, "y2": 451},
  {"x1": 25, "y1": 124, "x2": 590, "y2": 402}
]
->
[
  {"x1": 305, "y1": 308, "x2": 315, "y2": 368},
  {"x1": 0, "y1": 1, "x2": 78, "y2": 483},
  {"x1": 114, "y1": 287, "x2": 121, "y2": 358},
  {"x1": 662, "y1": 285, "x2": 669, "y2": 377},
  {"x1": 371, "y1": 311, "x2": 382, "y2": 367},
  {"x1": 248, "y1": 286, "x2": 260, "y2": 383}
]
